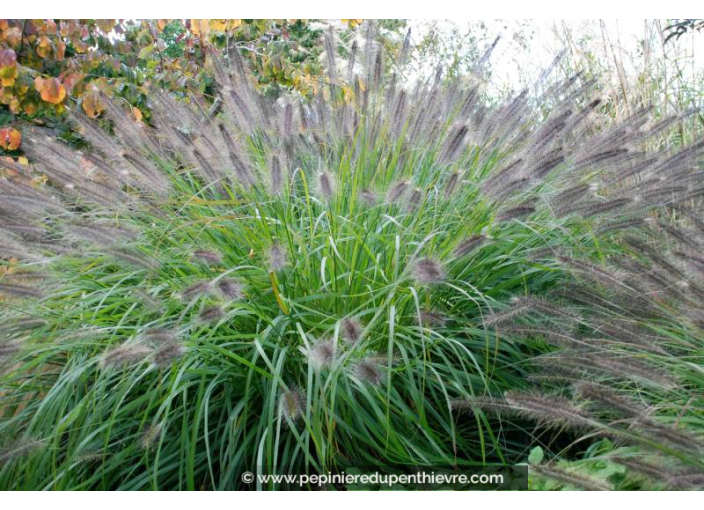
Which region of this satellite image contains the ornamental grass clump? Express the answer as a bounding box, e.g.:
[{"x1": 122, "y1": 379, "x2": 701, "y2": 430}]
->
[{"x1": 1, "y1": 23, "x2": 703, "y2": 490}]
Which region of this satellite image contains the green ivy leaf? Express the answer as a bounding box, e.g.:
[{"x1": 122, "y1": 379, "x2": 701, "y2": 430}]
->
[{"x1": 528, "y1": 446, "x2": 544, "y2": 465}]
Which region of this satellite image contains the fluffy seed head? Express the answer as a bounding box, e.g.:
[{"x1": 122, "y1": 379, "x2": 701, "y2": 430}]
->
[
  {"x1": 307, "y1": 338, "x2": 336, "y2": 371},
  {"x1": 103, "y1": 247, "x2": 160, "y2": 272},
  {"x1": 484, "y1": 300, "x2": 531, "y2": 327},
  {"x1": 359, "y1": 188, "x2": 377, "y2": 206},
  {"x1": 611, "y1": 456, "x2": 666, "y2": 482},
  {"x1": 0, "y1": 341, "x2": 21, "y2": 363},
  {"x1": 418, "y1": 311, "x2": 447, "y2": 328},
  {"x1": 411, "y1": 257, "x2": 446, "y2": 285},
  {"x1": 496, "y1": 203, "x2": 536, "y2": 223},
  {"x1": 267, "y1": 242, "x2": 288, "y2": 272},
  {"x1": 666, "y1": 473, "x2": 704, "y2": 489},
  {"x1": 217, "y1": 278, "x2": 245, "y2": 300},
  {"x1": 63, "y1": 221, "x2": 138, "y2": 247},
  {"x1": 100, "y1": 343, "x2": 152, "y2": 368},
  {"x1": 153, "y1": 343, "x2": 186, "y2": 367},
  {"x1": 181, "y1": 280, "x2": 211, "y2": 300},
  {"x1": 574, "y1": 382, "x2": 644, "y2": 417},
  {"x1": 450, "y1": 396, "x2": 513, "y2": 415},
  {"x1": 634, "y1": 418, "x2": 704, "y2": 453},
  {"x1": 270, "y1": 154, "x2": 284, "y2": 194},
  {"x1": 354, "y1": 359, "x2": 383, "y2": 385},
  {"x1": 0, "y1": 439, "x2": 45, "y2": 465},
  {"x1": 142, "y1": 328, "x2": 178, "y2": 345},
  {"x1": 317, "y1": 171, "x2": 335, "y2": 199},
  {"x1": 199, "y1": 306, "x2": 225, "y2": 323},
  {"x1": 498, "y1": 325, "x2": 584, "y2": 348},
  {"x1": 7, "y1": 317, "x2": 48, "y2": 332},
  {"x1": 510, "y1": 296, "x2": 580, "y2": 320},
  {"x1": 386, "y1": 180, "x2": 409, "y2": 203},
  {"x1": 341, "y1": 318, "x2": 363, "y2": 345},
  {"x1": 444, "y1": 171, "x2": 460, "y2": 197},
  {"x1": 140, "y1": 423, "x2": 162, "y2": 450},
  {"x1": 505, "y1": 390, "x2": 591, "y2": 429},
  {"x1": 0, "y1": 282, "x2": 43, "y2": 300},
  {"x1": 454, "y1": 234, "x2": 486, "y2": 258},
  {"x1": 193, "y1": 250, "x2": 222, "y2": 265},
  {"x1": 407, "y1": 187, "x2": 423, "y2": 211},
  {"x1": 280, "y1": 387, "x2": 305, "y2": 421},
  {"x1": 531, "y1": 464, "x2": 612, "y2": 491},
  {"x1": 585, "y1": 355, "x2": 676, "y2": 389}
]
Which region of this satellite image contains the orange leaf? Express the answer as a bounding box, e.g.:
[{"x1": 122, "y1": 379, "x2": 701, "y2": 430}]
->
[
  {"x1": 3, "y1": 26, "x2": 23, "y2": 47},
  {"x1": 62, "y1": 73, "x2": 84, "y2": 95},
  {"x1": 81, "y1": 88, "x2": 106, "y2": 118},
  {"x1": 0, "y1": 127, "x2": 21, "y2": 151},
  {"x1": 22, "y1": 99, "x2": 38, "y2": 115},
  {"x1": 132, "y1": 106, "x2": 143, "y2": 122},
  {"x1": 34, "y1": 76, "x2": 66, "y2": 104}
]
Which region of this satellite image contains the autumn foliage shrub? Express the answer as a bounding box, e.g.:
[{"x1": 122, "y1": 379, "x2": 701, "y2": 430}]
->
[{"x1": 0, "y1": 19, "x2": 336, "y2": 160}]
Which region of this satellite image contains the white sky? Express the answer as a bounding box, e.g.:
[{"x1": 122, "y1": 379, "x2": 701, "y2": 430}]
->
[{"x1": 408, "y1": 19, "x2": 704, "y2": 97}]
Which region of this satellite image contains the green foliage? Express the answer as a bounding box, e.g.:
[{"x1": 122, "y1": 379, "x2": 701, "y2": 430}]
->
[
  {"x1": 0, "y1": 136, "x2": 588, "y2": 489},
  {"x1": 0, "y1": 39, "x2": 609, "y2": 487}
]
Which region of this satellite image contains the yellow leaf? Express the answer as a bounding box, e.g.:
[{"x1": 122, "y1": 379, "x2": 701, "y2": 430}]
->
[
  {"x1": 342, "y1": 19, "x2": 364, "y2": 28},
  {"x1": 0, "y1": 66, "x2": 18, "y2": 87},
  {"x1": 226, "y1": 19, "x2": 243, "y2": 31},
  {"x1": 342, "y1": 85, "x2": 355, "y2": 103},
  {"x1": 190, "y1": 19, "x2": 210, "y2": 38},
  {"x1": 0, "y1": 49, "x2": 18, "y2": 87},
  {"x1": 36, "y1": 35, "x2": 52, "y2": 58},
  {"x1": 209, "y1": 20, "x2": 227, "y2": 33},
  {"x1": 9, "y1": 97, "x2": 20, "y2": 113}
]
